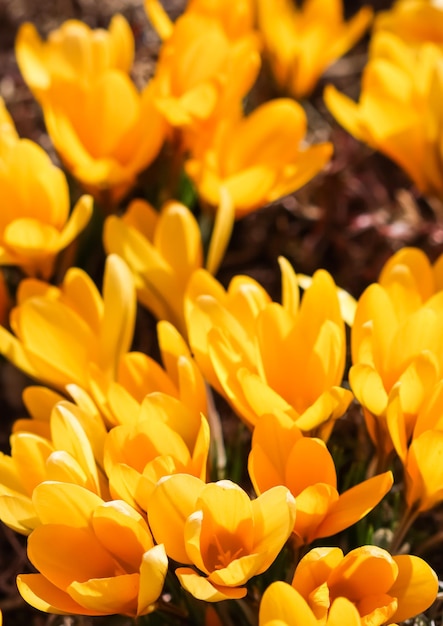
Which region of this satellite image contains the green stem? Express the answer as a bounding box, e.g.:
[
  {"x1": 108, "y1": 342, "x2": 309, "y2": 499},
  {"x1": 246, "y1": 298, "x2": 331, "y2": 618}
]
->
[{"x1": 389, "y1": 505, "x2": 419, "y2": 554}]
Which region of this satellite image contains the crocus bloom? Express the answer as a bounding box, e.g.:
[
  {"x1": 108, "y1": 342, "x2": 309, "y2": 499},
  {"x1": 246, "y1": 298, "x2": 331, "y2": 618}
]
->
[
  {"x1": 186, "y1": 100, "x2": 332, "y2": 267},
  {"x1": 259, "y1": 581, "x2": 362, "y2": 626},
  {"x1": 248, "y1": 412, "x2": 393, "y2": 545},
  {"x1": 17, "y1": 482, "x2": 168, "y2": 616},
  {"x1": 291, "y1": 545, "x2": 438, "y2": 625},
  {"x1": 15, "y1": 15, "x2": 134, "y2": 101},
  {"x1": 0, "y1": 390, "x2": 107, "y2": 535},
  {"x1": 257, "y1": 0, "x2": 373, "y2": 99},
  {"x1": 0, "y1": 254, "x2": 136, "y2": 392},
  {"x1": 148, "y1": 9, "x2": 260, "y2": 130},
  {"x1": 104, "y1": 200, "x2": 204, "y2": 335},
  {"x1": 104, "y1": 392, "x2": 210, "y2": 512},
  {"x1": 324, "y1": 32, "x2": 443, "y2": 200},
  {"x1": 41, "y1": 75, "x2": 166, "y2": 205},
  {"x1": 148, "y1": 475, "x2": 296, "y2": 600},
  {"x1": 350, "y1": 247, "x2": 443, "y2": 458},
  {"x1": 0, "y1": 97, "x2": 92, "y2": 278},
  {"x1": 185, "y1": 257, "x2": 352, "y2": 432},
  {"x1": 186, "y1": 98, "x2": 333, "y2": 219}
]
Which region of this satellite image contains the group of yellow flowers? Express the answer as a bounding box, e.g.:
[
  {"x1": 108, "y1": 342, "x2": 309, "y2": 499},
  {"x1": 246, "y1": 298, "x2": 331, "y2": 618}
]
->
[{"x1": 1, "y1": 0, "x2": 443, "y2": 624}]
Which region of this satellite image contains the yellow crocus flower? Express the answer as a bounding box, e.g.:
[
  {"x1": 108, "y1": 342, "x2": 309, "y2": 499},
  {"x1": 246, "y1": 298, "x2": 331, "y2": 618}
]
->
[
  {"x1": 0, "y1": 98, "x2": 92, "y2": 278},
  {"x1": 186, "y1": 98, "x2": 333, "y2": 219},
  {"x1": 0, "y1": 254, "x2": 136, "y2": 392},
  {"x1": 17, "y1": 482, "x2": 168, "y2": 616},
  {"x1": 291, "y1": 546, "x2": 438, "y2": 625},
  {"x1": 257, "y1": 0, "x2": 373, "y2": 99},
  {"x1": 185, "y1": 100, "x2": 332, "y2": 265},
  {"x1": 185, "y1": 257, "x2": 352, "y2": 433},
  {"x1": 148, "y1": 474, "x2": 296, "y2": 601},
  {"x1": 0, "y1": 390, "x2": 107, "y2": 535},
  {"x1": 42, "y1": 76, "x2": 167, "y2": 206},
  {"x1": 104, "y1": 393, "x2": 210, "y2": 512},
  {"x1": 249, "y1": 412, "x2": 393, "y2": 545},
  {"x1": 149, "y1": 10, "x2": 260, "y2": 130},
  {"x1": 104, "y1": 200, "x2": 204, "y2": 335},
  {"x1": 15, "y1": 15, "x2": 134, "y2": 101},
  {"x1": 350, "y1": 247, "x2": 443, "y2": 459},
  {"x1": 259, "y1": 581, "x2": 362, "y2": 626},
  {"x1": 325, "y1": 32, "x2": 443, "y2": 200},
  {"x1": 186, "y1": 98, "x2": 332, "y2": 218},
  {"x1": 15, "y1": 15, "x2": 163, "y2": 204}
]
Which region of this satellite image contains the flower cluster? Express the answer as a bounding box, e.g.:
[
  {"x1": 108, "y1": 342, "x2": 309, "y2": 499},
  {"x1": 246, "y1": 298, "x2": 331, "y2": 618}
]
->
[{"x1": 0, "y1": 1, "x2": 443, "y2": 625}]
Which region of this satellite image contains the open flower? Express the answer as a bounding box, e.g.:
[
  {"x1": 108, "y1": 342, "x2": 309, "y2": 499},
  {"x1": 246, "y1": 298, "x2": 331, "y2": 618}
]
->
[
  {"x1": 185, "y1": 100, "x2": 332, "y2": 269},
  {"x1": 148, "y1": 475, "x2": 296, "y2": 600},
  {"x1": 185, "y1": 257, "x2": 352, "y2": 433},
  {"x1": 325, "y1": 31, "x2": 443, "y2": 200},
  {"x1": 186, "y1": 98, "x2": 333, "y2": 219},
  {"x1": 104, "y1": 392, "x2": 210, "y2": 512},
  {"x1": 104, "y1": 199, "x2": 204, "y2": 335},
  {"x1": 0, "y1": 254, "x2": 136, "y2": 392},
  {"x1": 291, "y1": 545, "x2": 438, "y2": 625},
  {"x1": 0, "y1": 387, "x2": 107, "y2": 535},
  {"x1": 15, "y1": 15, "x2": 134, "y2": 101},
  {"x1": 249, "y1": 412, "x2": 393, "y2": 545},
  {"x1": 0, "y1": 97, "x2": 92, "y2": 278},
  {"x1": 350, "y1": 247, "x2": 443, "y2": 458},
  {"x1": 257, "y1": 0, "x2": 373, "y2": 99},
  {"x1": 17, "y1": 482, "x2": 168, "y2": 616},
  {"x1": 259, "y1": 581, "x2": 362, "y2": 626}
]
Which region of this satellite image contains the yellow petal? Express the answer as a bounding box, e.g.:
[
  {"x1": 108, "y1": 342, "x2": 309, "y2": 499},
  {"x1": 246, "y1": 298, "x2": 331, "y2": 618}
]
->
[
  {"x1": 148, "y1": 474, "x2": 205, "y2": 563},
  {"x1": 22, "y1": 386, "x2": 64, "y2": 423},
  {"x1": 137, "y1": 544, "x2": 168, "y2": 615},
  {"x1": 57, "y1": 194, "x2": 93, "y2": 250},
  {"x1": 278, "y1": 256, "x2": 300, "y2": 316},
  {"x1": 206, "y1": 186, "x2": 235, "y2": 274},
  {"x1": 259, "y1": 581, "x2": 317, "y2": 626},
  {"x1": 390, "y1": 555, "x2": 438, "y2": 623},
  {"x1": 349, "y1": 364, "x2": 388, "y2": 416},
  {"x1": 98, "y1": 254, "x2": 136, "y2": 380},
  {"x1": 327, "y1": 545, "x2": 398, "y2": 599},
  {"x1": 28, "y1": 524, "x2": 116, "y2": 588},
  {"x1": 327, "y1": 597, "x2": 362, "y2": 626},
  {"x1": 17, "y1": 573, "x2": 100, "y2": 615},
  {"x1": 286, "y1": 437, "x2": 337, "y2": 494},
  {"x1": 176, "y1": 567, "x2": 247, "y2": 601},
  {"x1": 32, "y1": 482, "x2": 103, "y2": 527},
  {"x1": 68, "y1": 575, "x2": 139, "y2": 615},
  {"x1": 0, "y1": 494, "x2": 38, "y2": 534},
  {"x1": 251, "y1": 486, "x2": 296, "y2": 571},
  {"x1": 92, "y1": 501, "x2": 154, "y2": 570},
  {"x1": 144, "y1": 0, "x2": 174, "y2": 40},
  {"x1": 155, "y1": 202, "x2": 203, "y2": 284},
  {"x1": 316, "y1": 471, "x2": 393, "y2": 538},
  {"x1": 406, "y1": 430, "x2": 443, "y2": 511}
]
